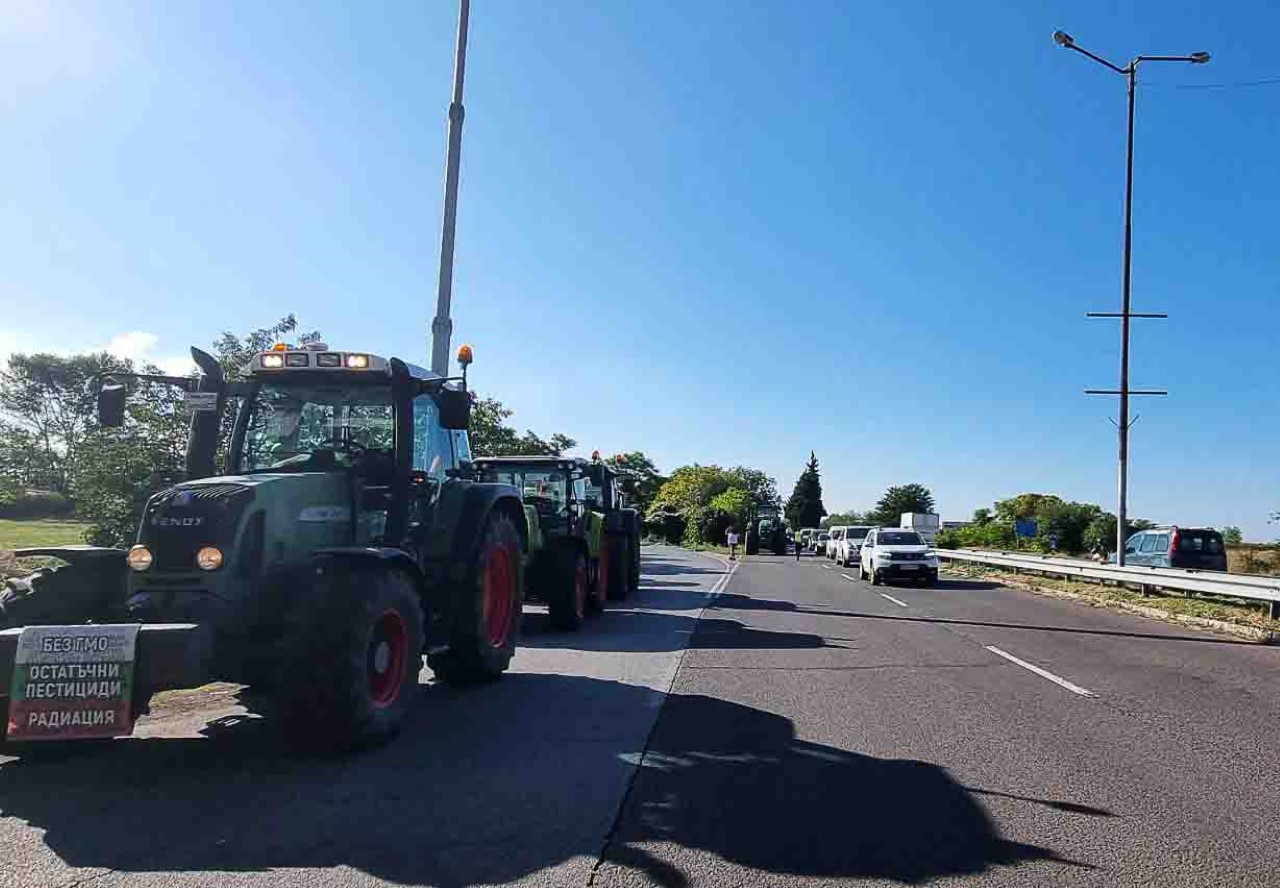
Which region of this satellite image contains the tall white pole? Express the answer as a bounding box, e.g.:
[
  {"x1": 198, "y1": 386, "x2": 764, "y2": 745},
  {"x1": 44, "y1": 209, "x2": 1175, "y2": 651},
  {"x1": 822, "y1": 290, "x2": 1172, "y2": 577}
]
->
[{"x1": 431, "y1": 0, "x2": 470, "y2": 376}]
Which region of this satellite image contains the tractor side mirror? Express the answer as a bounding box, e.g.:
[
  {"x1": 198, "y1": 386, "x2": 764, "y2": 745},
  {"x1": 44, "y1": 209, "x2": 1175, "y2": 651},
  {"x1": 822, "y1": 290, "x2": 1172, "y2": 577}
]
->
[
  {"x1": 438, "y1": 388, "x2": 471, "y2": 430},
  {"x1": 98, "y1": 379, "x2": 128, "y2": 428}
]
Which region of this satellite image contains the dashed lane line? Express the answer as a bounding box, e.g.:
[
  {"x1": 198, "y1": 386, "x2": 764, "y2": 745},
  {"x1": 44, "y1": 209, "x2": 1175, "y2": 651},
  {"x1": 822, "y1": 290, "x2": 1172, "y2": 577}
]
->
[
  {"x1": 984, "y1": 645, "x2": 1098, "y2": 698},
  {"x1": 878, "y1": 592, "x2": 910, "y2": 608}
]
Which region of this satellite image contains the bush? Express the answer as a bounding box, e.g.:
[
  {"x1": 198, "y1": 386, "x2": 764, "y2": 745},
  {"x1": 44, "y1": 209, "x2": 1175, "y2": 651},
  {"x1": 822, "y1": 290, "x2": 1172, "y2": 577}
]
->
[{"x1": 935, "y1": 522, "x2": 1017, "y2": 550}]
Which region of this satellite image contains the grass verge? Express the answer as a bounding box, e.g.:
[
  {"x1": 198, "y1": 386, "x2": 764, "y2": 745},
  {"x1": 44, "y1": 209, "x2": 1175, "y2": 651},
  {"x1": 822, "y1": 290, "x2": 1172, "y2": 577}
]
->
[
  {"x1": 944, "y1": 563, "x2": 1280, "y2": 639},
  {"x1": 0, "y1": 518, "x2": 89, "y2": 579}
]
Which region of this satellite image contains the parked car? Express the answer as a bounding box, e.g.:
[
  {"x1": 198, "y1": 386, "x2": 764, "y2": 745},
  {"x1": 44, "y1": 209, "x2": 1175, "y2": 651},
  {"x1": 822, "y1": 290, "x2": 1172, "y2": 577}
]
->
[
  {"x1": 834, "y1": 525, "x2": 872, "y2": 567},
  {"x1": 810, "y1": 530, "x2": 829, "y2": 553},
  {"x1": 859, "y1": 528, "x2": 939, "y2": 587},
  {"x1": 1119, "y1": 526, "x2": 1227, "y2": 571},
  {"x1": 825, "y1": 526, "x2": 847, "y2": 559},
  {"x1": 798, "y1": 528, "x2": 817, "y2": 551}
]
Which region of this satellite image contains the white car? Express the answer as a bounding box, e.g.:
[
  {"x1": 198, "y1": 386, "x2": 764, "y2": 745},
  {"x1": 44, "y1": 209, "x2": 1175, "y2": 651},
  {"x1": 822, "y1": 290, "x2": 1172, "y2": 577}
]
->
[
  {"x1": 825, "y1": 526, "x2": 847, "y2": 560},
  {"x1": 834, "y1": 525, "x2": 872, "y2": 567},
  {"x1": 858, "y1": 528, "x2": 939, "y2": 587}
]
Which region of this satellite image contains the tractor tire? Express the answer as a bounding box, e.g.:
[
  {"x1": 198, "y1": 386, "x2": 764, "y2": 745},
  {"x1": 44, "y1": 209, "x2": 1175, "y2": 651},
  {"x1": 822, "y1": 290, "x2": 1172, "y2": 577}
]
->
[
  {"x1": 0, "y1": 562, "x2": 123, "y2": 631},
  {"x1": 275, "y1": 563, "x2": 423, "y2": 752},
  {"x1": 428, "y1": 511, "x2": 523, "y2": 685},
  {"x1": 605, "y1": 535, "x2": 630, "y2": 602},
  {"x1": 585, "y1": 559, "x2": 604, "y2": 617},
  {"x1": 628, "y1": 534, "x2": 641, "y2": 595},
  {"x1": 547, "y1": 547, "x2": 587, "y2": 631}
]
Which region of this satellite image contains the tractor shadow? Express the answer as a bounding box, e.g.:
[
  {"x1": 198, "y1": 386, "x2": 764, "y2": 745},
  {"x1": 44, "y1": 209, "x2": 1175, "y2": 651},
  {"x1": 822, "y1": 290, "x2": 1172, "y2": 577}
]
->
[
  {"x1": 522, "y1": 610, "x2": 841, "y2": 654},
  {"x1": 0, "y1": 674, "x2": 1072, "y2": 887}
]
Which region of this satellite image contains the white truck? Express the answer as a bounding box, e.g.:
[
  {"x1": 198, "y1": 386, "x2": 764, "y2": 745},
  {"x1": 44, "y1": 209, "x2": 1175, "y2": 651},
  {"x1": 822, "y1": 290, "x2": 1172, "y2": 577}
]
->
[{"x1": 899, "y1": 512, "x2": 941, "y2": 544}]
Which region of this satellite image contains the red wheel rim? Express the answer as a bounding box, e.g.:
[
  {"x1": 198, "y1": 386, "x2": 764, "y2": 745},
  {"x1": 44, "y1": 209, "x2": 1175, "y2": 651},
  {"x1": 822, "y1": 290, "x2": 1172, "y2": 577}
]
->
[
  {"x1": 483, "y1": 542, "x2": 516, "y2": 648},
  {"x1": 368, "y1": 609, "x2": 409, "y2": 709},
  {"x1": 574, "y1": 557, "x2": 587, "y2": 619}
]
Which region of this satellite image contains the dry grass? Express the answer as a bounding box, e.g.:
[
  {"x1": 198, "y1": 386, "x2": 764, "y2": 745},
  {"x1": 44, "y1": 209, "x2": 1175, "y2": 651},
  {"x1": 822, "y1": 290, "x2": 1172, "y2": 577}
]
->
[{"x1": 946, "y1": 563, "x2": 1280, "y2": 635}]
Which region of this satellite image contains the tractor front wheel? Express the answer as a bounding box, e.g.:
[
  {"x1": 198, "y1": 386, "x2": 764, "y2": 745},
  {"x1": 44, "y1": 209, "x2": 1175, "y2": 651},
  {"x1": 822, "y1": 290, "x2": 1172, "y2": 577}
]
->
[
  {"x1": 428, "y1": 511, "x2": 523, "y2": 685},
  {"x1": 276, "y1": 564, "x2": 424, "y2": 751}
]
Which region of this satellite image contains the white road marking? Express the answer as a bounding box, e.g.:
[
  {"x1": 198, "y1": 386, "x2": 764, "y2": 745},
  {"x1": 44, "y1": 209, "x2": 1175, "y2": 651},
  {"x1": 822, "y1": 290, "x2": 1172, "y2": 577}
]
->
[
  {"x1": 841, "y1": 573, "x2": 857, "y2": 581},
  {"x1": 984, "y1": 645, "x2": 1098, "y2": 698},
  {"x1": 878, "y1": 592, "x2": 910, "y2": 608},
  {"x1": 707, "y1": 559, "x2": 740, "y2": 599},
  {"x1": 821, "y1": 564, "x2": 832, "y2": 571}
]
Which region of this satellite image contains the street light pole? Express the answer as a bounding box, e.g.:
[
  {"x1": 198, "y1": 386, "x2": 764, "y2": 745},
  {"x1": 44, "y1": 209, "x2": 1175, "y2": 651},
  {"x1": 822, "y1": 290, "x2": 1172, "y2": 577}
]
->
[
  {"x1": 1117, "y1": 63, "x2": 1136, "y2": 568},
  {"x1": 1053, "y1": 30, "x2": 1210, "y2": 565},
  {"x1": 431, "y1": 0, "x2": 471, "y2": 377}
]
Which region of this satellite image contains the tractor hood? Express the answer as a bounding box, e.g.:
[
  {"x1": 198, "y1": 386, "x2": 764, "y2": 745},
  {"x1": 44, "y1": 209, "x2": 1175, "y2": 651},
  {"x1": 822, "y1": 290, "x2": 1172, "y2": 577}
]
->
[{"x1": 138, "y1": 473, "x2": 356, "y2": 574}]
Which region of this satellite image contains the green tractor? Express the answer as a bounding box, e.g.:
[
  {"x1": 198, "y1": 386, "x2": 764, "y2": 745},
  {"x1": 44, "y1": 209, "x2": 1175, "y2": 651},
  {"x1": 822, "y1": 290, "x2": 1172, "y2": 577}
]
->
[
  {"x1": 744, "y1": 505, "x2": 788, "y2": 556},
  {"x1": 473, "y1": 456, "x2": 606, "y2": 631},
  {"x1": 584, "y1": 455, "x2": 642, "y2": 602},
  {"x1": 1, "y1": 343, "x2": 526, "y2": 753}
]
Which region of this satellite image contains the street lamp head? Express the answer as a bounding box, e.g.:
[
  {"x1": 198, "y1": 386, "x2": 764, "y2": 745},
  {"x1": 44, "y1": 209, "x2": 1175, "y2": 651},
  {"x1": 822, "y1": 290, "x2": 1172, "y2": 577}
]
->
[
  {"x1": 1053, "y1": 30, "x2": 1075, "y2": 48},
  {"x1": 1189, "y1": 51, "x2": 1211, "y2": 64}
]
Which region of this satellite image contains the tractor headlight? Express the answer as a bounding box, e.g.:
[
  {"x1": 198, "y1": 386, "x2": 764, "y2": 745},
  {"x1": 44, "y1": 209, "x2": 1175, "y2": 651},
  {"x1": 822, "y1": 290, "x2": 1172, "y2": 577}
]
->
[
  {"x1": 260, "y1": 354, "x2": 285, "y2": 369},
  {"x1": 196, "y1": 546, "x2": 224, "y2": 571},
  {"x1": 127, "y1": 545, "x2": 153, "y2": 572}
]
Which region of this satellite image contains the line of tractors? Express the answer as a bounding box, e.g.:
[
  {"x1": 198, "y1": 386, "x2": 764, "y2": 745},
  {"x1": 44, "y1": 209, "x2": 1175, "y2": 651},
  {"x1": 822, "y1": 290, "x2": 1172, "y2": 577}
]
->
[{"x1": 0, "y1": 343, "x2": 641, "y2": 753}]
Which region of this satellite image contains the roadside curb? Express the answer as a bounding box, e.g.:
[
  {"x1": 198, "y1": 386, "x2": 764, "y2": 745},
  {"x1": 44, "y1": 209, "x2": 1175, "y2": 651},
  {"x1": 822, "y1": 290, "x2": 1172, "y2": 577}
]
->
[{"x1": 946, "y1": 569, "x2": 1280, "y2": 645}]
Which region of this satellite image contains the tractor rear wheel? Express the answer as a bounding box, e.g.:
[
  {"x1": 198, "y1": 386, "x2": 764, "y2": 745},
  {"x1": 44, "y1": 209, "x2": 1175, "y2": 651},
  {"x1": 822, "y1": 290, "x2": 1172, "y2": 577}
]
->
[
  {"x1": 276, "y1": 563, "x2": 424, "y2": 752},
  {"x1": 605, "y1": 534, "x2": 631, "y2": 602},
  {"x1": 628, "y1": 534, "x2": 641, "y2": 594},
  {"x1": 547, "y1": 547, "x2": 587, "y2": 631},
  {"x1": 428, "y1": 511, "x2": 523, "y2": 685}
]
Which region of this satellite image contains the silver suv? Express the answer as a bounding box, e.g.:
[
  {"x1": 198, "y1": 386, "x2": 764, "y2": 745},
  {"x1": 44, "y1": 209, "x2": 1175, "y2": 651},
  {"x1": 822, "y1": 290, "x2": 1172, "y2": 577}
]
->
[{"x1": 834, "y1": 525, "x2": 872, "y2": 567}]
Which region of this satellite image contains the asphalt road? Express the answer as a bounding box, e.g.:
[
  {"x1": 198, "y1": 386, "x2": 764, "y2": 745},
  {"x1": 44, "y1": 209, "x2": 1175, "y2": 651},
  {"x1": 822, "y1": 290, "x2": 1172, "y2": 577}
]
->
[
  {"x1": 3, "y1": 546, "x2": 1279, "y2": 887},
  {"x1": 0, "y1": 545, "x2": 731, "y2": 888},
  {"x1": 595, "y1": 551, "x2": 1280, "y2": 888}
]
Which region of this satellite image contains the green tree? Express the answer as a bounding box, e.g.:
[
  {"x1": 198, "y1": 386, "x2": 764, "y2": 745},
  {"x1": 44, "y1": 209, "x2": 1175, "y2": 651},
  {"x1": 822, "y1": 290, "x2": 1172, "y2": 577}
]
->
[
  {"x1": 0, "y1": 352, "x2": 131, "y2": 493},
  {"x1": 467, "y1": 395, "x2": 576, "y2": 457},
  {"x1": 211, "y1": 314, "x2": 322, "y2": 380},
  {"x1": 649, "y1": 465, "x2": 734, "y2": 517},
  {"x1": 823, "y1": 510, "x2": 864, "y2": 528},
  {"x1": 709, "y1": 487, "x2": 753, "y2": 526},
  {"x1": 972, "y1": 508, "x2": 993, "y2": 525},
  {"x1": 1220, "y1": 526, "x2": 1243, "y2": 545},
  {"x1": 607, "y1": 451, "x2": 665, "y2": 513},
  {"x1": 72, "y1": 374, "x2": 189, "y2": 545},
  {"x1": 784, "y1": 452, "x2": 827, "y2": 530},
  {"x1": 867, "y1": 483, "x2": 934, "y2": 527}
]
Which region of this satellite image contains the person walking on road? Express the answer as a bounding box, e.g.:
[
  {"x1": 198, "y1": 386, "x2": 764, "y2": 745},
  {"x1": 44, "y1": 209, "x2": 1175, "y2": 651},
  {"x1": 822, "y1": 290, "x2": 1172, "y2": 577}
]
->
[
  {"x1": 726, "y1": 526, "x2": 740, "y2": 561},
  {"x1": 793, "y1": 532, "x2": 802, "y2": 561}
]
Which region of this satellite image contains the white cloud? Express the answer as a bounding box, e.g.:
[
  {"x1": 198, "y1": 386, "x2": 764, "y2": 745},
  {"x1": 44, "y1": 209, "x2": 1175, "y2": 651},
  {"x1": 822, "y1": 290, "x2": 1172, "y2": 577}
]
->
[
  {"x1": 95, "y1": 330, "x2": 193, "y2": 376},
  {"x1": 100, "y1": 331, "x2": 159, "y2": 362}
]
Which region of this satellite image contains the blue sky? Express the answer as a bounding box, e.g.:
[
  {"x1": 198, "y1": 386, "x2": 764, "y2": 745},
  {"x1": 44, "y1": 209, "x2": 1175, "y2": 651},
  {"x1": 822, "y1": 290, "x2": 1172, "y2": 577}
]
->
[{"x1": 2, "y1": 1, "x2": 1277, "y2": 538}]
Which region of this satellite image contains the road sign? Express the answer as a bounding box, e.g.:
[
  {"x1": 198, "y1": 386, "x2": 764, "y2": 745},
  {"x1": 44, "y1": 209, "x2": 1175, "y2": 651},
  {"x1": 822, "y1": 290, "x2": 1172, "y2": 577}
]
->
[
  {"x1": 184, "y1": 391, "x2": 218, "y2": 412},
  {"x1": 1014, "y1": 519, "x2": 1038, "y2": 539},
  {"x1": 6, "y1": 624, "x2": 140, "y2": 741}
]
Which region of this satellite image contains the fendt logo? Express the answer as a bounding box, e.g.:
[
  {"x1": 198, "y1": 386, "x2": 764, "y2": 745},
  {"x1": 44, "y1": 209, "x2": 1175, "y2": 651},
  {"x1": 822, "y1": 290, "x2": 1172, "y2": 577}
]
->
[{"x1": 150, "y1": 515, "x2": 204, "y2": 527}]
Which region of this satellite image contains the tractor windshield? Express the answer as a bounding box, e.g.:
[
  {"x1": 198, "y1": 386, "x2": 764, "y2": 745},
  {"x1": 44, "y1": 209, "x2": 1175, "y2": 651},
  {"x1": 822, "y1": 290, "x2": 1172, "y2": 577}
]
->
[{"x1": 241, "y1": 382, "x2": 395, "y2": 473}]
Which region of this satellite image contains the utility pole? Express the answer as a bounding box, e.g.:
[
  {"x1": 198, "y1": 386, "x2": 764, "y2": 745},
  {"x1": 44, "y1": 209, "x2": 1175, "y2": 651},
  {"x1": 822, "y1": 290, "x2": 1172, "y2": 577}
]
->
[
  {"x1": 431, "y1": 0, "x2": 471, "y2": 377},
  {"x1": 1053, "y1": 30, "x2": 1209, "y2": 565}
]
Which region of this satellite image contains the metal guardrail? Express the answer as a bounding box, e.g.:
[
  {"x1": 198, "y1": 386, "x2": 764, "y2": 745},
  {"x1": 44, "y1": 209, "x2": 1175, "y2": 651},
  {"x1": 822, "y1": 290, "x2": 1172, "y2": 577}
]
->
[{"x1": 937, "y1": 548, "x2": 1280, "y2": 619}]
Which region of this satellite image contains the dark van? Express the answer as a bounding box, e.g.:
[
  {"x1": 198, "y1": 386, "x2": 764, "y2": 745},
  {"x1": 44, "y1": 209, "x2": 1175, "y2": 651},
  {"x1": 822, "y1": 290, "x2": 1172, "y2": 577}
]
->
[{"x1": 1122, "y1": 526, "x2": 1227, "y2": 571}]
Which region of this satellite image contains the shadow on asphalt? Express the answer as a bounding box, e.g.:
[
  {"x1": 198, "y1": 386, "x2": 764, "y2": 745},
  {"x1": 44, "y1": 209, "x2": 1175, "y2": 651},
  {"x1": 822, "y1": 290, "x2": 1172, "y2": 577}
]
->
[
  {"x1": 604, "y1": 689, "x2": 1074, "y2": 886},
  {"x1": 774, "y1": 607, "x2": 1268, "y2": 647},
  {"x1": 521, "y1": 611, "x2": 840, "y2": 653},
  {"x1": 0, "y1": 675, "x2": 1074, "y2": 887}
]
